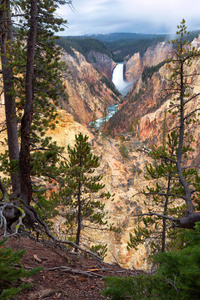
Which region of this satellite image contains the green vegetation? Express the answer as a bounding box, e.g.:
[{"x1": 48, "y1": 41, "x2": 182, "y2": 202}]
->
[
  {"x1": 0, "y1": 239, "x2": 42, "y2": 299},
  {"x1": 119, "y1": 137, "x2": 129, "y2": 162},
  {"x1": 142, "y1": 61, "x2": 166, "y2": 83},
  {"x1": 128, "y1": 19, "x2": 200, "y2": 255},
  {"x1": 102, "y1": 18, "x2": 200, "y2": 300},
  {"x1": 131, "y1": 88, "x2": 144, "y2": 103},
  {"x1": 88, "y1": 32, "x2": 167, "y2": 43},
  {"x1": 90, "y1": 243, "x2": 108, "y2": 259},
  {"x1": 102, "y1": 223, "x2": 200, "y2": 300},
  {"x1": 57, "y1": 30, "x2": 200, "y2": 64},
  {"x1": 58, "y1": 34, "x2": 166, "y2": 62},
  {"x1": 50, "y1": 133, "x2": 111, "y2": 250},
  {"x1": 106, "y1": 36, "x2": 166, "y2": 61},
  {"x1": 56, "y1": 36, "x2": 112, "y2": 58},
  {"x1": 0, "y1": 0, "x2": 69, "y2": 232}
]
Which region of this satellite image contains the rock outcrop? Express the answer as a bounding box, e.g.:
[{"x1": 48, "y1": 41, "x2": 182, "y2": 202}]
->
[
  {"x1": 124, "y1": 52, "x2": 142, "y2": 82},
  {"x1": 60, "y1": 49, "x2": 121, "y2": 125},
  {"x1": 86, "y1": 50, "x2": 116, "y2": 79},
  {"x1": 124, "y1": 41, "x2": 172, "y2": 82}
]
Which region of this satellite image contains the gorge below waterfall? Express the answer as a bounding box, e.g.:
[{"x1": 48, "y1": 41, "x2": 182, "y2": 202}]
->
[{"x1": 89, "y1": 62, "x2": 134, "y2": 129}]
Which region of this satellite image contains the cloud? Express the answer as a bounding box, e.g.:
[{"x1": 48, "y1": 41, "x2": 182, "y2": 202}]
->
[{"x1": 57, "y1": 0, "x2": 200, "y2": 36}]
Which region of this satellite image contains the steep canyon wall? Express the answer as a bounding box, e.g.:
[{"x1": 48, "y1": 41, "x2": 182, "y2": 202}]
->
[
  {"x1": 124, "y1": 41, "x2": 172, "y2": 82},
  {"x1": 108, "y1": 47, "x2": 200, "y2": 162},
  {"x1": 60, "y1": 49, "x2": 121, "y2": 125},
  {"x1": 1, "y1": 37, "x2": 199, "y2": 271}
]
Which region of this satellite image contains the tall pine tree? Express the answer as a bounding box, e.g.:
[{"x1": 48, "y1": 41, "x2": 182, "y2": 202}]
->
[
  {"x1": 53, "y1": 133, "x2": 110, "y2": 251},
  {"x1": 128, "y1": 19, "x2": 200, "y2": 256}
]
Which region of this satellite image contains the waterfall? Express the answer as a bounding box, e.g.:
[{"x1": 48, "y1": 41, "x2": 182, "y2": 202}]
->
[
  {"x1": 112, "y1": 63, "x2": 134, "y2": 96},
  {"x1": 89, "y1": 62, "x2": 134, "y2": 129}
]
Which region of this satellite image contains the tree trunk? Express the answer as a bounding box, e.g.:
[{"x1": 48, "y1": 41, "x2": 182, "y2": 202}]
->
[
  {"x1": 176, "y1": 59, "x2": 193, "y2": 214},
  {"x1": 75, "y1": 181, "x2": 82, "y2": 252},
  {"x1": 161, "y1": 175, "x2": 171, "y2": 252},
  {"x1": 178, "y1": 212, "x2": 200, "y2": 229},
  {"x1": 0, "y1": 0, "x2": 20, "y2": 195},
  {"x1": 19, "y1": 0, "x2": 38, "y2": 206}
]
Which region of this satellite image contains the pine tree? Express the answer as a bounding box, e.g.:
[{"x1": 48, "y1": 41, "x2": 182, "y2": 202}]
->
[
  {"x1": 103, "y1": 222, "x2": 200, "y2": 300},
  {"x1": 0, "y1": 0, "x2": 70, "y2": 230},
  {"x1": 128, "y1": 19, "x2": 200, "y2": 256},
  {"x1": 53, "y1": 133, "x2": 110, "y2": 251}
]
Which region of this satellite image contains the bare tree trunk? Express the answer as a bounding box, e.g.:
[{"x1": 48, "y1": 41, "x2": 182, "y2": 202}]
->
[
  {"x1": 75, "y1": 181, "x2": 82, "y2": 252},
  {"x1": 0, "y1": 0, "x2": 20, "y2": 195},
  {"x1": 176, "y1": 60, "x2": 193, "y2": 214},
  {"x1": 19, "y1": 0, "x2": 38, "y2": 206},
  {"x1": 161, "y1": 174, "x2": 171, "y2": 252}
]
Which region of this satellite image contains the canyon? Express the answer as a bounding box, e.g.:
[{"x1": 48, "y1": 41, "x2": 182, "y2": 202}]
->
[
  {"x1": 60, "y1": 49, "x2": 121, "y2": 125},
  {"x1": 1, "y1": 33, "x2": 200, "y2": 271},
  {"x1": 109, "y1": 40, "x2": 200, "y2": 163},
  {"x1": 46, "y1": 109, "x2": 153, "y2": 269},
  {"x1": 52, "y1": 35, "x2": 200, "y2": 269}
]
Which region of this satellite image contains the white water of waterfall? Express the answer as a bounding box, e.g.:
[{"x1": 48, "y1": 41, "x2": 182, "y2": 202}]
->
[{"x1": 112, "y1": 63, "x2": 134, "y2": 96}]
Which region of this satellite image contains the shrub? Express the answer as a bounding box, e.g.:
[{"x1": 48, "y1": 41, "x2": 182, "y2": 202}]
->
[
  {"x1": 102, "y1": 222, "x2": 200, "y2": 300},
  {"x1": 0, "y1": 238, "x2": 42, "y2": 300}
]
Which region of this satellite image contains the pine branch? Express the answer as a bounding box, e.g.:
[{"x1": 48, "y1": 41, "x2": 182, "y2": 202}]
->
[
  {"x1": 131, "y1": 212, "x2": 177, "y2": 222},
  {"x1": 184, "y1": 108, "x2": 200, "y2": 120}
]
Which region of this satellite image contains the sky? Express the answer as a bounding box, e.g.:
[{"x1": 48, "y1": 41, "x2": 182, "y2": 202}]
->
[{"x1": 57, "y1": 0, "x2": 200, "y2": 36}]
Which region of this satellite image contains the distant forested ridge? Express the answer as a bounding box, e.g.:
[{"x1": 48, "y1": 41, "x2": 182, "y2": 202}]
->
[
  {"x1": 86, "y1": 32, "x2": 166, "y2": 42},
  {"x1": 56, "y1": 37, "x2": 112, "y2": 58},
  {"x1": 57, "y1": 31, "x2": 200, "y2": 62},
  {"x1": 56, "y1": 33, "x2": 167, "y2": 62}
]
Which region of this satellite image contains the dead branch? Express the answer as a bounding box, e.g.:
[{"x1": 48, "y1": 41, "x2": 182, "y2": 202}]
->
[
  {"x1": 27, "y1": 205, "x2": 103, "y2": 261},
  {"x1": 50, "y1": 266, "x2": 103, "y2": 277},
  {"x1": 41, "y1": 289, "x2": 68, "y2": 298},
  {"x1": 142, "y1": 191, "x2": 185, "y2": 200},
  {"x1": 132, "y1": 210, "x2": 200, "y2": 230},
  {"x1": 26, "y1": 265, "x2": 103, "y2": 277},
  {"x1": 184, "y1": 108, "x2": 200, "y2": 120}
]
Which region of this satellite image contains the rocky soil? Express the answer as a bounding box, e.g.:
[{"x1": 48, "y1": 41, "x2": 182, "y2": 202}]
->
[{"x1": 3, "y1": 235, "x2": 141, "y2": 300}]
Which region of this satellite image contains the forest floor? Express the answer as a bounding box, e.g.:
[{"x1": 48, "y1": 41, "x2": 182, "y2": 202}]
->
[{"x1": 3, "y1": 235, "x2": 142, "y2": 300}]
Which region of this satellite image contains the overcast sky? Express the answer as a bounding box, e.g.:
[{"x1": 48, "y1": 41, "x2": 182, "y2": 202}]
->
[{"x1": 57, "y1": 0, "x2": 200, "y2": 36}]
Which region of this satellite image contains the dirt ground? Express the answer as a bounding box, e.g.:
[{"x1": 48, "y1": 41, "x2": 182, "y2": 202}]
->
[{"x1": 2, "y1": 235, "x2": 140, "y2": 300}]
